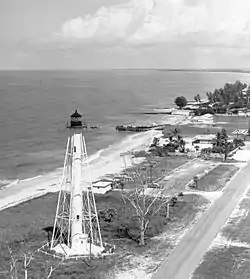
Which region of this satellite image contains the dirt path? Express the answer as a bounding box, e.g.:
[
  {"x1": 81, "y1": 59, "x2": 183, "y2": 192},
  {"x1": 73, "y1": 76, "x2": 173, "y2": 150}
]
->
[{"x1": 151, "y1": 162, "x2": 250, "y2": 279}]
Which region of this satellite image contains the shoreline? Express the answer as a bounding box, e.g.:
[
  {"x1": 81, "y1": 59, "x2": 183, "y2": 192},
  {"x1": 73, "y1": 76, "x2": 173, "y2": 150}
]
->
[{"x1": 0, "y1": 129, "x2": 161, "y2": 212}]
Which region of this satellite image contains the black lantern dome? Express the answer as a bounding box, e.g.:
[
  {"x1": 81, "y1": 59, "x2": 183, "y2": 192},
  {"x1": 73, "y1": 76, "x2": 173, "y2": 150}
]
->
[{"x1": 68, "y1": 110, "x2": 85, "y2": 128}]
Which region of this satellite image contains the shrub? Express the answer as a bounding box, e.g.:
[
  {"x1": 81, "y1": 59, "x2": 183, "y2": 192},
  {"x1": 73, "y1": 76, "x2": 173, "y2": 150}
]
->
[{"x1": 175, "y1": 96, "x2": 187, "y2": 109}]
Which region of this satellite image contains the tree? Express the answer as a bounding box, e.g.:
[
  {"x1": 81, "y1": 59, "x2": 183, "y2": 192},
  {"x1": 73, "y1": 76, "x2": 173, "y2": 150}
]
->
[
  {"x1": 213, "y1": 128, "x2": 230, "y2": 161},
  {"x1": 246, "y1": 87, "x2": 250, "y2": 108},
  {"x1": 175, "y1": 96, "x2": 187, "y2": 109},
  {"x1": 194, "y1": 94, "x2": 201, "y2": 103},
  {"x1": 122, "y1": 167, "x2": 169, "y2": 246},
  {"x1": 123, "y1": 187, "x2": 169, "y2": 246},
  {"x1": 163, "y1": 128, "x2": 185, "y2": 153},
  {"x1": 150, "y1": 137, "x2": 160, "y2": 148},
  {"x1": 197, "y1": 94, "x2": 201, "y2": 103},
  {"x1": 23, "y1": 254, "x2": 33, "y2": 279},
  {"x1": 206, "y1": 92, "x2": 213, "y2": 103}
]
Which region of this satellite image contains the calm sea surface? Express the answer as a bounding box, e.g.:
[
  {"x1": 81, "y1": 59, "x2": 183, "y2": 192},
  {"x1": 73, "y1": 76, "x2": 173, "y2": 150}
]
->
[{"x1": 0, "y1": 70, "x2": 250, "y2": 182}]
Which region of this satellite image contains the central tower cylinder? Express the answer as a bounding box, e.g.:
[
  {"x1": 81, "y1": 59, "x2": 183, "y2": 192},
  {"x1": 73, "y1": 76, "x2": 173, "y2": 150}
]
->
[{"x1": 71, "y1": 132, "x2": 88, "y2": 253}]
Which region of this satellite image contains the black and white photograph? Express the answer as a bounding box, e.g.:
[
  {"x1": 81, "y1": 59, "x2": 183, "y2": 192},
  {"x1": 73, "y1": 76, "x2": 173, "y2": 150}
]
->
[{"x1": 1, "y1": 0, "x2": 250, "y2": 278}]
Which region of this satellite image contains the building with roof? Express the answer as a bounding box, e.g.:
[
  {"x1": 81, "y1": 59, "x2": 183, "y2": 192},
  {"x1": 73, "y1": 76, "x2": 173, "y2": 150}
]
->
[
  {"x1": 191, "y1": 134, "x2": 216, "y2": 150},
  {"x1": 171, "y1": 110, "x2": 192, "y2": 116},
  {"x1": 192, "y1": 134, "x2": 215, "y2": 144},
  {"x1": 186, "y1": 100, "x2": 210, "y2": 106},
  {"x1": 232, "y1": 129, "x2": 248, "y2": 136},
  {"x1": 92, "y1": 181, "x2": 113, "y2": 195}
]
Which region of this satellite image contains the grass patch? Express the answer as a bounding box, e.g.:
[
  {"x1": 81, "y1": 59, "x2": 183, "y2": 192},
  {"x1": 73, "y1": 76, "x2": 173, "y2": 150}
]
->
[
  {"x1": 196, "y1": 164, "x2": 239, "y2": 192},
  {"x1": 192, "y1": 246, "x2": 250, "y2": 279},
  {"x1": 222, "y1": 197, "x2": 250, "y2": 243},
  {"x1": 192, "y1": 190, "x2": 250, "y2": 279},
  {"x1": 0, "y1": 187, "x2": 208, "y2": 278}
]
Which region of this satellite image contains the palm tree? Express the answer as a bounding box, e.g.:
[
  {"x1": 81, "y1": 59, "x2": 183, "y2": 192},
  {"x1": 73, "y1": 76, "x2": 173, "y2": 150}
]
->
[
  {"x1": 194, "y1": 94, "x2": 201, "y2": 104},
  {"x1": 246, "y1": 86, "x2": 250, "y2": 108},
  {"x1": 206, "y1": 92, "x2": 214, "y2": 103},
  {"x1": 213, "y1": 89, "x2": 220, "y2": 102},
  {"x1": 172, "y1": 128, "x2": 181, "y2": 139},
  {"x1": 197, "y1": 94, "x2": 201, "y2": 103}
]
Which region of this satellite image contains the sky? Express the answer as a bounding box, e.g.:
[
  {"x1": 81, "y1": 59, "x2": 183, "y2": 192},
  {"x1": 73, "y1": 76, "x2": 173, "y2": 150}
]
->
[{"x1": 1, "y1": 0, "x2": 250, "y2": 69}]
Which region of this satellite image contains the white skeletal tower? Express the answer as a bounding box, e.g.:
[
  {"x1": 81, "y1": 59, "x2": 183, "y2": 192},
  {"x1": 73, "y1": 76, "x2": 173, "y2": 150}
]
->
[{"x1": 50, "y1": 110, "x2": 104, "y2": 258}]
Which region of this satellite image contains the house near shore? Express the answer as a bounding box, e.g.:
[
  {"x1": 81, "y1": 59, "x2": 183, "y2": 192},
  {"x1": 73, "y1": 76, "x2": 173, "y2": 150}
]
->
[
  {"x1": 158, "y1": 137, "x2": 170, "y2": 147},
  {"x1": 184, "y1": 105, "x2": 200, "y2": 110},
  {"x1": 191, "y1": 113, "x2": 213, "y2": 123},
  {"x1": 232, "y1": 129, "x2": 248, "y2": 140},
  {"x1": 192, "y1": 134, "x2": 215, "y2": 144},
  {"x1": 242, "y1": 87, "x2": 248, "y2": 95},
  {"x1": 171, "y1": 110, "x2": 192, "y2": 116},
  {"x1": 191, "y1": 134, "x2": 216, "y2": 150},
  {"x1": 186, "y1": 100, "x2": 210, "y2": 106},
  {"x1": 92, "y1": 181, "x2": 113, "y2": 194},
  {"x1": 232, "y1": 129, "x2": 248, "y2": 136}
]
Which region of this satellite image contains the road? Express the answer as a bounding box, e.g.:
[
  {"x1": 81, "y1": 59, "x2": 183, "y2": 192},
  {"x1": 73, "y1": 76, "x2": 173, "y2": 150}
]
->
[{"x1": 151, "y1": 161, "x2": 250, "y2": 279}]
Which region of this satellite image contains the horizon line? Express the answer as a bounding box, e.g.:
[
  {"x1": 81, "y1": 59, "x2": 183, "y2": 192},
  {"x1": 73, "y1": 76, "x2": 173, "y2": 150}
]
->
[{"x1": 1, "y1": 68, "x2": 250, "y2": 73}]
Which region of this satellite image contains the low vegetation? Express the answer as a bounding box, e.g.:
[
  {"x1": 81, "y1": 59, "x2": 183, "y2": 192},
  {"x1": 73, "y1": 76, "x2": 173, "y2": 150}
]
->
[
  {"x1": 192, "y1": 246, "x2": 249, "y2": 279},
  {"x1": 201, "y1": 128, "x2": 245, "y2": 161},
  {"x1": 149, "y1": 128, "x2": 186, "y2": 156},
  {"x1": 0, "y1": 155, "x2": 208, "y2": 278},
  {"x1": 192, "y1": 196, "x2": 250, "y2": 279},
  {"x1": 191, "y1": 164, "x2": 239, "y2": 192},
  {"x1": 175, "y1": 80, "x2": 250, "y2": 115},
  {"x1": 149, "y1": 127, "x2": 244, "y2": 161},
  {"x1": 0, "y1": 149, "x2": 242, "y2": 278},
  {"x1": 0, "y1": 188, "x2": 205, "y2": 278}
]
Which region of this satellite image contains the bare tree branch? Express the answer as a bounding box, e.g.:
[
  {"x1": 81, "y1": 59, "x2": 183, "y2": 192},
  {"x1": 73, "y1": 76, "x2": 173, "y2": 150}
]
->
[
  {"x1": 46, "y1": 262, "x2": 61, "y2": 278},
  {"x1": 7, "y1": 245, "x2": 18, "y2": 279},
  {"x1": 144, "y1": 190, "x2": 164, "y2": 216},
  {"x1": 122, "y1": 185, "x2": 169, "y2": 246},
  {"x1": 24, "y1": 253, "x2": 33, "y2": 279}
]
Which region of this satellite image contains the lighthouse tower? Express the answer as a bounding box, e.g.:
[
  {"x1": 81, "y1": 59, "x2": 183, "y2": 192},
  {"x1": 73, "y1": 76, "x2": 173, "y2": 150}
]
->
[{"x1": 50, "y1": 110, "x2": 104, "y2": 258}]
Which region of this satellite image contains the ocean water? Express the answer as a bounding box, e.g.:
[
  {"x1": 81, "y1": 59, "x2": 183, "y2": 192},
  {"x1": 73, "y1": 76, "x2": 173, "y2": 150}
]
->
[{"x1": 1, "y1": 70, "x2": 250, "y2": 184}]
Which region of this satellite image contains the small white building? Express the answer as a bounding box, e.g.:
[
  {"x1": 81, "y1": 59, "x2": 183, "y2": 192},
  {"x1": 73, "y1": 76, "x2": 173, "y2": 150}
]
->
[
  {"x1": 158, "y1": 137, "x2": 170, "y2": 147},
  {"x1": 191, "y1": 134, "x2": 216, "y2": 150},
  {"x1": 92, "y1": 181, "x2": 112, "y2": 195},
  {"x1": 187, "y1": 100, "x2": 210, "y2": 106},
  {"x1": 238, "y1": 111, "x2": 248, "y2": 117},
  {"x1": 232, "y1": 129, "x2": 248, "y2": 136},
  {"x1": 171, "y1": 110, "x2": 192, "y2": 116}
]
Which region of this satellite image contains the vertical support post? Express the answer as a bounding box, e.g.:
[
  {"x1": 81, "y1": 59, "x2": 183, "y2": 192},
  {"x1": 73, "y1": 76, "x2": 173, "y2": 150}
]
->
[
  {"x1": 167, "y1": 202, "x2": 170, "y2": 218},
  {"x1": 51, "y1": 137, "x2": 70, "y2": 250},
  {"x1": 82, "y1": 134, "x2": 103, "y2": 248}
]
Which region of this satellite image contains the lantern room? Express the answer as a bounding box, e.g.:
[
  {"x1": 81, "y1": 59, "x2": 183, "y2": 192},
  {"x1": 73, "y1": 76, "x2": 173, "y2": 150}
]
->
[{"x1": 68, "y1": 110, "x2": 87, "y2": 129}]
